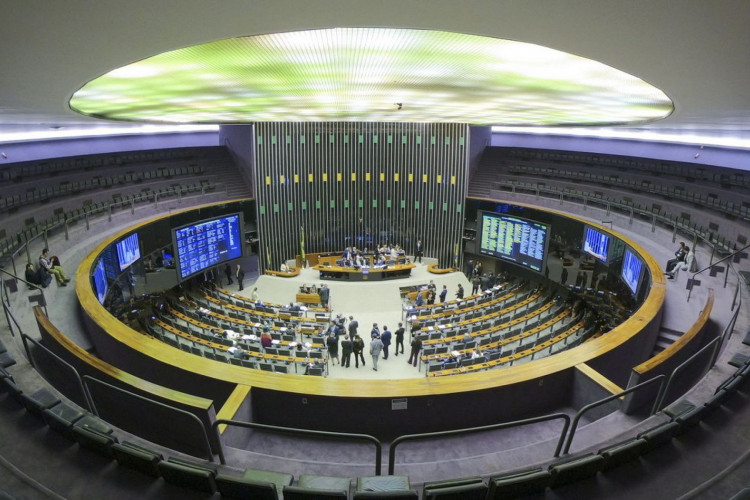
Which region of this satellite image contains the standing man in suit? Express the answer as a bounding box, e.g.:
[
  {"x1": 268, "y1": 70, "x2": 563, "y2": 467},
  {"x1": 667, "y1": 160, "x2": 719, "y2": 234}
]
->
[
  {"x1": 415, "y1": 239, "x2": 423, "y2": 264},
  {"x1": 352, "y1": 334, "x2": 366, "y2": 368},
  {"x1": 318, "y1": 284, "x2": 330, "y2": 309},
  {"x1": 224, "y1": 263, "x2": 233, "y2": 285},
  {"x1": 370, "y1": 334, "x2": 383, "y2": 371},
  {"x1": 236, "y1": 264, "x2": 245, "y2": 291},
  {"x1": 439, "y1": 285, "x2": 448, "y2": 303},
  {"x1": 381, "y1": 326, "x2": 392, "y2": 360},
  {"x1": 394, "y1": 322, "x2": 405, "y2": 356},
  {"x1": 370, "y1": 323, "x2": 380, "y2": 339},
  {"x1": 408, "y1": 334, "x2": 422, "y2": 367},
  {"x1": 348, "y1": 316, "x2": 358, "y2": 337},
  {"x1": 341, "y1": 336, "x2": 353, "y2": 368}
]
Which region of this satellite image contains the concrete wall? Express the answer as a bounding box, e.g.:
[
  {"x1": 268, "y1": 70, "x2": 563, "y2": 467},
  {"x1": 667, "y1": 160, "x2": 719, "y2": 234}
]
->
[{"x1": 218, "y1": 125, "x2": 255, "y2": 194}]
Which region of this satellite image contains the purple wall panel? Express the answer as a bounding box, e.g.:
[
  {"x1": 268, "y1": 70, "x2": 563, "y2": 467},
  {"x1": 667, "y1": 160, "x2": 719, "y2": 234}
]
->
[
  {"x1": 491, "y1": 132, "x2": 750, "y2": 172},
  {"x1": 0, "y1": 131, "x2": 218, "y2": 165}
]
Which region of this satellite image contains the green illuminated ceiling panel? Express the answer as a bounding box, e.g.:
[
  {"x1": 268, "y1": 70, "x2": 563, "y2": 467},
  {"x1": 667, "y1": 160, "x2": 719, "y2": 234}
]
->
[{"x1": 69, "y1": 28, "x2": 673, "y2": 125}]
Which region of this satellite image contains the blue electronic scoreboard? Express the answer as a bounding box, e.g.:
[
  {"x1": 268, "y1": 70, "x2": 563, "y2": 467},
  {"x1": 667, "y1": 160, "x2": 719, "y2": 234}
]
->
[
  {"x1": 173, "y1": 213, "x2": 244, "y2": 280},
  {"x1": 116, "y1": 232, "x2": 141, "y2": 271},
  {"x1": 583, "y1": 226, "x2": 610, "y2": 263},
  {"x1": 92, "y1": 258, "x2": 108, "y2": 304},
  {"x1": 479, "y1": 211, "x2": 549, "y2": 273},
  {"x1": 621, "y1": 248, "x2": 643, "y2": 295}
]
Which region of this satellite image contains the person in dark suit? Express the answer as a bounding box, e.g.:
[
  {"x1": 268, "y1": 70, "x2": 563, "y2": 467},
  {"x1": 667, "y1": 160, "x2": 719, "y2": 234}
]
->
[
  {"x1": 370, "y1": 323, "x2": 380, "y2": 339},
  {"x1": 666, "y1": 242, "x2": 687, "y2": 273},
  {"x1": 318, "y1": 284, "x2": 330, "y2": 308},
  {"x1": 394, "y1": 323, "x2": 405, "y2": 356},
  {"x1": 348, "y1": 316, "x2": 358, "y2": 337},
  {"x1": 352, "y1": 334, "x2": 365, "y2": 368},
  {"x1": 408, "y1": 335, "x2": 422, "y2": 367},
  {"x1": 439, "y1": 285, "x2": 448, "y2": 303},
  {"x1": 381, "y1": 326, "x2": 392, "y2": 360},
  {"x1": 341, "y1": 336, "x2": 353, "y2": 368},
  {"x1": 415, "y1": 239, "x2": 423, "y2": 263},
  {"x1": 224, "y1": 263, "x2": 233, "y2": 285},
  {"x1": 236, "y1": 264, "x2": 245, "y2": 291}
]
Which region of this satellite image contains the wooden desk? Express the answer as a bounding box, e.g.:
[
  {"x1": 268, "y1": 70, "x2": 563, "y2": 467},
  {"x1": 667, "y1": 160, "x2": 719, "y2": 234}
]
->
[
  {"x1": 296, "y1": 292, "x2": 321, "y2": 305},
  {"x1": 314, "y1": 262, "x2": 415, "y2": 281}
]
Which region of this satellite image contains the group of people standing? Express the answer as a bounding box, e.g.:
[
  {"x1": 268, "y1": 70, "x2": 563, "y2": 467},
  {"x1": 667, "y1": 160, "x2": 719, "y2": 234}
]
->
[{"x1": 324, "y1": 315, "x2": 366, "y2": 368}]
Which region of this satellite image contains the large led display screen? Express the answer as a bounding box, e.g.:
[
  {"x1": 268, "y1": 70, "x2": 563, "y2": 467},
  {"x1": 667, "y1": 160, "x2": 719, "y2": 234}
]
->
[
  {"x1": 583, "y1": 226, "x2": 610, "y2": 263},
  {"x1": 116, "y1": 232, "x2": 141, "y2": 272},
  {"x1": 173, "y1": 213, "x2": 243, "y2": 280},
  {"x1": 479, "y1": 211, "x2": 548, "y2": 272},
  {"x1": 69, "y1": 28, "x2": 672, "y2": 126},
  {"x1": 93, "y1": 259, "x2": 108, "y2": 305},
  {"x1": 621, "y1": 248, "x2": 644, "y2": 295}
]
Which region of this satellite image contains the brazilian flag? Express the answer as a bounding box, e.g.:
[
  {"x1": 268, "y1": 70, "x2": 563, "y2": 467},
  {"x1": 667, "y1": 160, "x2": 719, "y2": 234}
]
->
[{"x1": 300, "y1": 226, "x2": 306, "y2": 265}]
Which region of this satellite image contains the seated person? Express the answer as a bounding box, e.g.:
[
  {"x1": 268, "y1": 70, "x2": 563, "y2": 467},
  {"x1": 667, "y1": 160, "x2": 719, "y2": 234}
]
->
[
  {"x1": 260, "y1": 330, "x2": 273, "y2": 348},
  {"x1": 280, "y1": 262, "x2": 289, "y2": 272},
  {"x1": 355, "y1": 253, "x2": 366, "y2": 267},
  {"x1": 25, "y1": 263, "x2": 42, "y2": 286}
]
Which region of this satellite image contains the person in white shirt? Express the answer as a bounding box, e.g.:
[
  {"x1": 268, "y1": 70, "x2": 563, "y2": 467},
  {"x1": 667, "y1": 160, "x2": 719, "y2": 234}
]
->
[{"x1": 667, "y1": 247, "x2": 695, "y2": 279}]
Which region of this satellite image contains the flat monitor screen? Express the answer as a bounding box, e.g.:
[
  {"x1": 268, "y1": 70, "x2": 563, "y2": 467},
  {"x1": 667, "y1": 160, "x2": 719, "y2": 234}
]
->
[
  {"x1": 93, "y1": 259, "x2": 108, "y2": 304},
  {"x1": 116, "y1": 233, "x2": 141, "y2": 271},
  {"x1": 478, "y1": 211, "x2": 549, "y2": 272},
  {"x1": 621, "y1": 248, "x2": 643, "y2": 295},
  {"x1": 173, "y1": 213, "x2": 244, "y2": 280},
  {"x1": 583, "y1": 226, "x2": 610, "y2": 263}
]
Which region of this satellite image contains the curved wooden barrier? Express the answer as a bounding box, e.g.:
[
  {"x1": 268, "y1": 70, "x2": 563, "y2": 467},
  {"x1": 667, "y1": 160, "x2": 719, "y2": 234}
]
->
[
  {"x1": 33, "y1": 306, "x2": 221, "y2": 455},
  {"x1": 428, "y1": 263, "x2": 458, "y2": 274},
  {"x1": 266, "y1": 267, "x2": 301, "y2": 277},
  {"x1": 76, "y1": 198, "x2": 666, "y2": 437},
  {"x1": 624, "y1": 289, "x2": 715, "y2": 411}
]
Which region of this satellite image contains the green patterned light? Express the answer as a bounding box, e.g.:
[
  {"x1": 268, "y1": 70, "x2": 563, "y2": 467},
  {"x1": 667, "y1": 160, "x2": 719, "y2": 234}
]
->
[{"x1": 70, "y1": 28, "x2": 672, "y2": 125}]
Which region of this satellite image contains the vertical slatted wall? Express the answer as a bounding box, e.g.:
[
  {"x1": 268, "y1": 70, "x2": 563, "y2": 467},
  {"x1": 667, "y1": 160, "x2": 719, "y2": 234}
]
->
[{"x1": 254, "y1": 122, "x2": 468, "y2": 271}]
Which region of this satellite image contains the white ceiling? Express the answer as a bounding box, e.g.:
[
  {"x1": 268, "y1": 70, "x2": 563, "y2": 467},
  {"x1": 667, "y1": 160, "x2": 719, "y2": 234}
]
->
[{"x1": 2, "y1": 0, "x2": 749, "y2": 142}]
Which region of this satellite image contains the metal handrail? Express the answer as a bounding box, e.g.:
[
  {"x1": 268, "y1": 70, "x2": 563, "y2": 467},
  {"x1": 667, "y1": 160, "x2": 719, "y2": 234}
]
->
[
  {"x1": 0, "y1": 268, "x2": 48, "y2": 317},
  {"x1": 654, "y1": 335, "x2": 723, "y2": 412},
  {"x1": 687, "y1": 243, "x2": 750, "y2": 303},
  {"x1": 389, "y1": 412, "x2": 571, "y2": 475},
  {"x1": 21, "y1": 333, "x2": 94, "y2": 412},
  {"x1": 0, "y1": 181, "x2": 225, "y2": 264},
  {"x1": 82, "y1": 375, "x2": 215, "y2": 462},
  {"x1": 211, "y1": 419, "x2": 382, "y2": 474},
  {"x1": 562, "y1": 375, "x2": 666, "y2": 454},
  {"x1": 493, "y1": 180, "x2": 736, "y2": 252}
]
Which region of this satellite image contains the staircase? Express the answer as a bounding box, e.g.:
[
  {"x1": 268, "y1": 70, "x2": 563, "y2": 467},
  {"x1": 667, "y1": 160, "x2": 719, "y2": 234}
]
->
[
  {"x1": 202, "y1": 148, "x2": 254, "y2": 199},
  {"x1": 651, "y1": 326, "x2": 683, "y2": 354}
]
